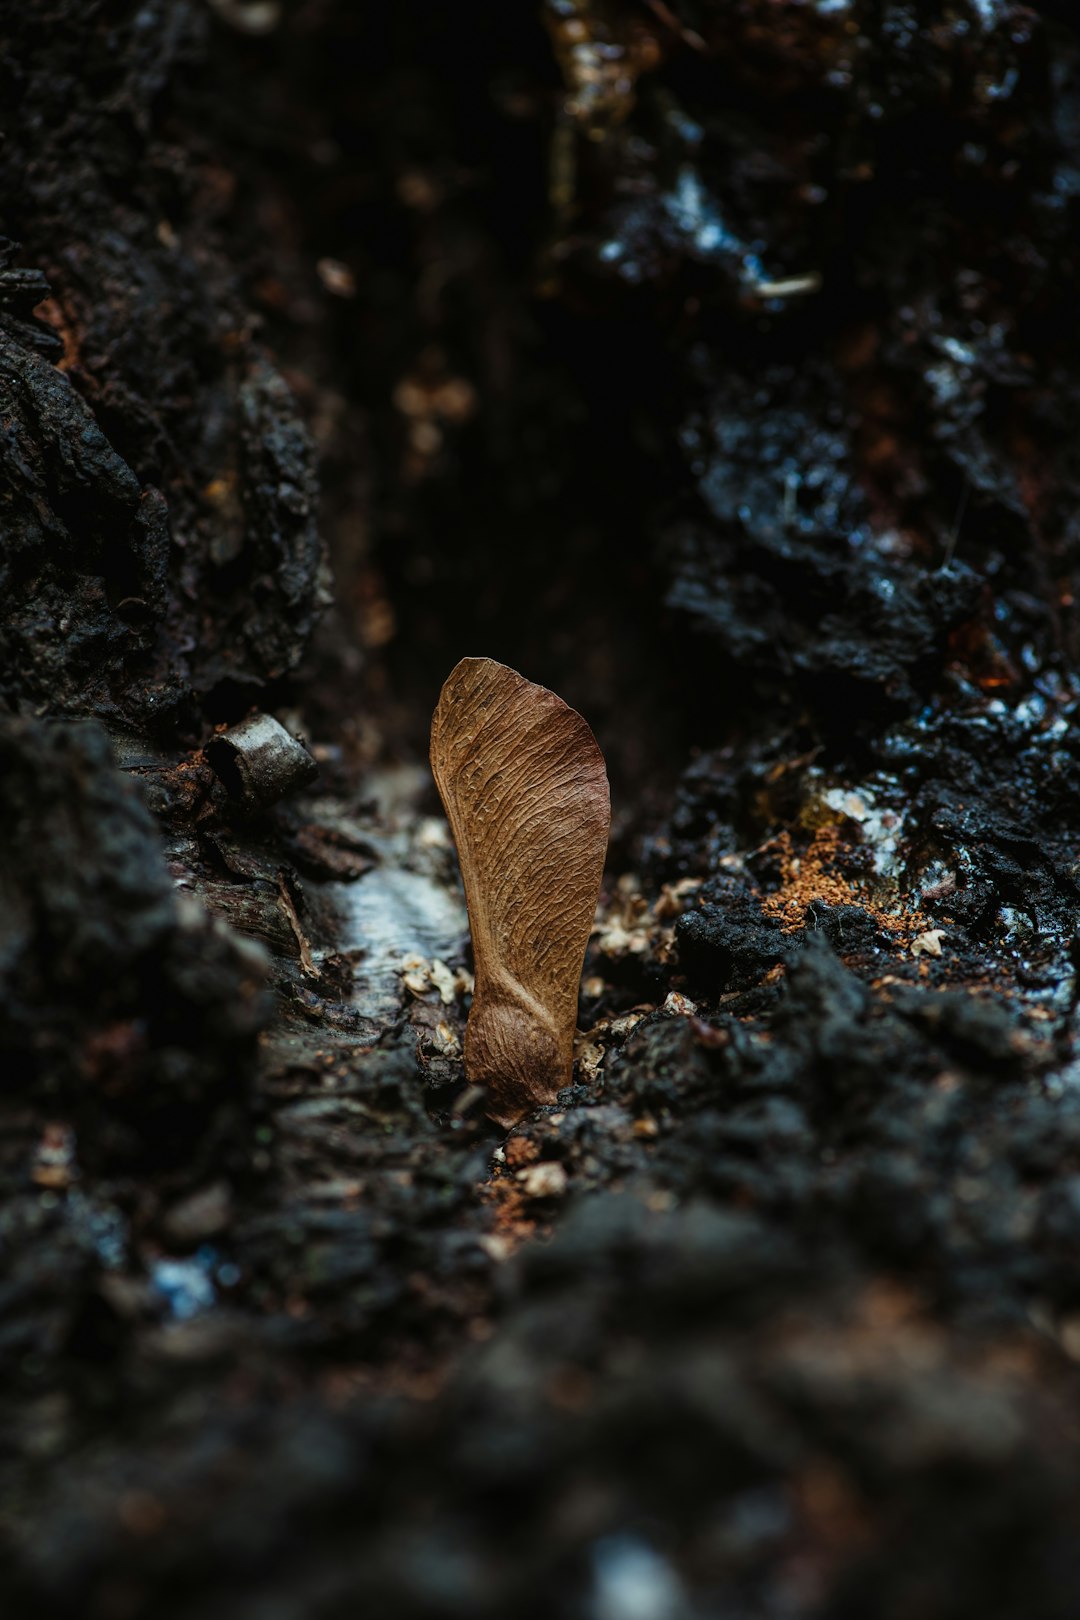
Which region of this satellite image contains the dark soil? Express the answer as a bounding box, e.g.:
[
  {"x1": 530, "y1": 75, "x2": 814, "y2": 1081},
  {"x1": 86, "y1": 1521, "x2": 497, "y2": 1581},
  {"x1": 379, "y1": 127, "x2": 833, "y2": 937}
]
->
[{"x1": 4, "y1": 3, "x2": 1080, "y2": 1617}]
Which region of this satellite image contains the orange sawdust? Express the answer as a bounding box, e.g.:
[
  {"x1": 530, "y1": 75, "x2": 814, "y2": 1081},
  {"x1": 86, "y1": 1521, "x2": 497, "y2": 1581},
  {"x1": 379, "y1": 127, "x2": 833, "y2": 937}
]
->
[
  {"x1": 480, "y1": 1134, "x2": 541, "y2": 1252},
  {"x1": 759, "y1": 828, "x2": 932, "y2": 943}
]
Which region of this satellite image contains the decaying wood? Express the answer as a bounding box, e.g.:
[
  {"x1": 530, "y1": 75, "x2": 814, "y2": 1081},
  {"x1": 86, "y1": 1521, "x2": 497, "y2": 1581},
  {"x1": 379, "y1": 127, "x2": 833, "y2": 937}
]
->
[
  {"x1": 430, "y1": 657, "x2": 610, "y2": 1127},
  {"x1": 10, "y1": 7, "x2": 1080, "y2": 1615}
]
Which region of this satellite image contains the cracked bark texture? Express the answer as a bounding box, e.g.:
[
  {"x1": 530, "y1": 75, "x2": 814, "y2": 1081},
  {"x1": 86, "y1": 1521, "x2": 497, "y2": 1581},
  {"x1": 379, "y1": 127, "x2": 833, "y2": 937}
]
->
[{"x1": 5, "y1": 4, "x2": 1080, "y2": 1620}]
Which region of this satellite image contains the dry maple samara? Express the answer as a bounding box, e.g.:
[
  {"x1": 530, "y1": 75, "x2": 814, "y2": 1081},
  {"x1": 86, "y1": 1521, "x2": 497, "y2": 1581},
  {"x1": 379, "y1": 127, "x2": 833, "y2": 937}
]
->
[{"x1": 430, "y1": 657, "x2": 611, "y2": 1127}]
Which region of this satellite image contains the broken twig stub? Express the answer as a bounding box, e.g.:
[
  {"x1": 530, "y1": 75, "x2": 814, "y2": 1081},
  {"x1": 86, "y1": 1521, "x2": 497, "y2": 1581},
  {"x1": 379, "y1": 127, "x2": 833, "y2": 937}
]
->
[
  {"x1": 430, "y1": 657, "x2": 610, "y2": 1127},
  {"x1": 206, "y1": 713, "x2": 318, "y2": 809}
]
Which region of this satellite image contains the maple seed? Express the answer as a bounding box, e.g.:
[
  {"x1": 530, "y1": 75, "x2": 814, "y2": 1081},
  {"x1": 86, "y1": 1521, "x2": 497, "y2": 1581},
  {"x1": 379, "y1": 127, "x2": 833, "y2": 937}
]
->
[{"x1": 430, "y1": 657, "x2": 611, "y2": 1128}]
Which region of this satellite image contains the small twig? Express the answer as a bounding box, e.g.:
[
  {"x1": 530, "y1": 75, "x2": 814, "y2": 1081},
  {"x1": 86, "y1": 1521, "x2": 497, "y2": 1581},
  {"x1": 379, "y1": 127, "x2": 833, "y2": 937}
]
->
[
  {"x1": 940, "y1": 480, "x2": 970, "y2": 572},
  {"x1": 642, "y1": 0, "x2": 707, "y2": 51},
  {"x1": 277, "y1": 871, "x2": 317, "y2": 979}
]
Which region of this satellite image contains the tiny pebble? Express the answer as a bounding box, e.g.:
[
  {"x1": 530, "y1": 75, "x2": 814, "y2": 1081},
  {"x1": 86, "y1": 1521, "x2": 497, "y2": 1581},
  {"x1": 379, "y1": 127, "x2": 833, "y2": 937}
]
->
[{"x1": 518, "y1": 1162, "x2": 568, "y2": 1198}]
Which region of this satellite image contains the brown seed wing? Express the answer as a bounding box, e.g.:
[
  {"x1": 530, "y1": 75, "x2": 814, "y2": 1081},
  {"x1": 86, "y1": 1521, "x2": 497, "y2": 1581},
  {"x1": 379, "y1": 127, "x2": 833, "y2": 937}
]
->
[{"x1": 430, "y1": 657, "x2": 610, "y2": 1123}]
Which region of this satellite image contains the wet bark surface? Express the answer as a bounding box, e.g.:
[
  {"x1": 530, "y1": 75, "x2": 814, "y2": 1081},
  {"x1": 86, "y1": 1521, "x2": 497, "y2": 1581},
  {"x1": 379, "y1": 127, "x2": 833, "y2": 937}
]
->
[{"x1": 4, "y1": 3, "x2": 1080, "y2": 1616}]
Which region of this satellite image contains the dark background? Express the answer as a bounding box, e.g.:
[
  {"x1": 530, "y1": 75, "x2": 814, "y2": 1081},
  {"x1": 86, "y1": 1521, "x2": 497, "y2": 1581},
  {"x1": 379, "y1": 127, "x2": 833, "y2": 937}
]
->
[{"x1": 4, "y1": 3, "x2": 1080, "y2": 1617}]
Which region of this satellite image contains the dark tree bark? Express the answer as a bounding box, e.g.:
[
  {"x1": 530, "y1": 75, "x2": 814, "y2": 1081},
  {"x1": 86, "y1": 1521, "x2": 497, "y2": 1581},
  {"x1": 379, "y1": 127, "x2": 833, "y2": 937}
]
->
[{"x1": 4, "y1": 4, "x2": 1080, "y2": 1619}]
